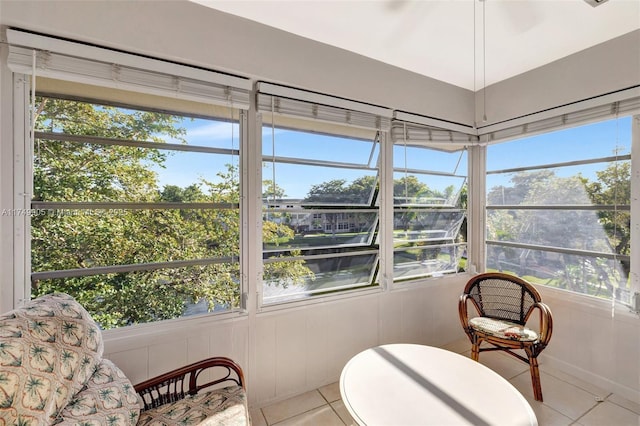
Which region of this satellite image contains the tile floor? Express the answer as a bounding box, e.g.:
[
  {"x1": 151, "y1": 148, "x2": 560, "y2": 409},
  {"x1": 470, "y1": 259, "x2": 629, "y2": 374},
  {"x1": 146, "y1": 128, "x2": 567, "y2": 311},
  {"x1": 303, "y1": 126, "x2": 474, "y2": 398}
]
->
[{"x1": 249, "y1": 340, "x2": 640, "y2": 426}]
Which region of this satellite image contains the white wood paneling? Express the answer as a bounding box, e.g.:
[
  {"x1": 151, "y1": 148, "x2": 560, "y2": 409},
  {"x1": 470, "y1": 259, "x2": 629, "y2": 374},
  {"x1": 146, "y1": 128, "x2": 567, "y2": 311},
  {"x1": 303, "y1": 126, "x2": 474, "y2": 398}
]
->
[
  {"x1": 148, "y1": 340, "x2": 189, "y2": 379},
  {"x1": 378, "y1": 291, "x2": 403, "y2": 345},
  {"x1": 99, "y1": 277, "x2": 639, "y2": 408},
  {"x1": 539, "y1": 287, "x2": 640, "y2": 403},
  {"x1": 305, "y1": 307, "x2": 330, "y2": 388},
  {"x1": 106, "y1": 347, "x2": 149, "y2": 387},
  {"x1": 274, "y1": 310, "x2": 308, "y2": 395},
  {"x1": 254, "y1": 315, "x2": 277, "y2": 403}
]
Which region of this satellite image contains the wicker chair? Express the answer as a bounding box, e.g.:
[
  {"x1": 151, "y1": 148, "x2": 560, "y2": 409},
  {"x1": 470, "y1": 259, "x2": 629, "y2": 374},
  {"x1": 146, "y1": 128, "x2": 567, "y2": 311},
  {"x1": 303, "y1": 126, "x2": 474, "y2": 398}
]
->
[
  {"x1": 134, "y1": 357, "x2": 248, "y2": 424},
  {"x1": 459, "y1": 272, "x2": 553, "y2": 401}
]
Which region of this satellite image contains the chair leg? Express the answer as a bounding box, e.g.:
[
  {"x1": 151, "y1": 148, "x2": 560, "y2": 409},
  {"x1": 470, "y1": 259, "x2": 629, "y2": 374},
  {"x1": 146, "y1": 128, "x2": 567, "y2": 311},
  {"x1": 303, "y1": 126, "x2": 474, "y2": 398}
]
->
[
  {"x1": 528, "y1": 355, "x2": 543, "y2": 402},
  {"x1": 471, "y1": 338, "x2": 481, "y2": 361}
]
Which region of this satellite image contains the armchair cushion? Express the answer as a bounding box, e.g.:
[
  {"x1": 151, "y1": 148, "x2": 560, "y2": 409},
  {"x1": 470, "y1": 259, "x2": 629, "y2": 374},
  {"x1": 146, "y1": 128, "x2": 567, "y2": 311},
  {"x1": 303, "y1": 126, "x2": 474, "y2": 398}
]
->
[
  {"x1": 469, "y1": 317, "x2": 538, "y2": 342},
  {"x1": 137, "y1": 385, "x2": 248, "y2": 426},
  {"x1": 0, "y1": 293, "x2": 104, "y2": 425},
  {"x1": 56, "y1": 358, "x2": 141, "y2": 425}
]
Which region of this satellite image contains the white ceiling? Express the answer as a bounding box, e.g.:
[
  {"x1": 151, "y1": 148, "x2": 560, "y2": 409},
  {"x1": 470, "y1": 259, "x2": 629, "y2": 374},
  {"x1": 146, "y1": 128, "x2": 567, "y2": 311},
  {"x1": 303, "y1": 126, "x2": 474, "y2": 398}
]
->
[{"x1": 192, "y1": 0, "x2": 640, "y2": 91}]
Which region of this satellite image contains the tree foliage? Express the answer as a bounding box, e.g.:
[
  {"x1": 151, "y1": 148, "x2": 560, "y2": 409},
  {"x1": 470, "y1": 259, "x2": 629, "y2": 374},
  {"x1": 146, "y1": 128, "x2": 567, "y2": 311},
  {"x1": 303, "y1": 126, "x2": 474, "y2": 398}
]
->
[
  {"x1": 305, "y1": 178, "x2": 371, "y2": 205},
  {"x1": 487, "y1": 164, "x2": 631, "y2": 299},
  {"x1": 584, "y1": 162, "x2": 631, "y2": 255},
  {"x1": 585, "y1": 161, "x2": 631, "y2": 278},
  {"x1": 262, "y1": 179, "x2": 287, "y2": 200}
]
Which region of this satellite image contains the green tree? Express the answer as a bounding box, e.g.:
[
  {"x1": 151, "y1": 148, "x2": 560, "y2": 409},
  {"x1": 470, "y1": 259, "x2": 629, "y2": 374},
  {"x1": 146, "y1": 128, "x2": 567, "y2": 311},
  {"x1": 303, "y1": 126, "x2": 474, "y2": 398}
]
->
[
  {"x1": 305, "y1": 179, "x2": 350, "y2": 204},
  {"x1": 584, "y1": 161, "x2": 631, "y2": 278},
  {"x1": 262, "y1": 179, "x2": 294, "y2": 242},
  {"x1": 487, "y1": 170, "x2": 557, "y2": 206},
  {"x1": 394, "y1": 175, "x2": 435, "y2": 204},
  {"x1": 304, "y1": 176, "x2": 377, "y2": 205},
  {"x1": 457, "y1": 184, "x2": 468, "y2": 243},
  {"x1": 393, "y1": 176, "x2": 431, "y2": 232},
  {"x1": 344, "y1": 175, "x2": 377, "y2": 204},
  {"x1": 262, "y1": 179, "x2": 287, "y2": 200}
]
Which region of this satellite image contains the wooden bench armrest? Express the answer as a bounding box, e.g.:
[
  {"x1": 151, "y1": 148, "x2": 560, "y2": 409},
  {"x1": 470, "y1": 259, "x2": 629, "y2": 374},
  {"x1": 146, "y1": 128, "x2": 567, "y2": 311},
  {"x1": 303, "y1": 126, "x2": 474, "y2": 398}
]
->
[{"x1": 134, "y1": 356, "x2": 245, "y2": 411}]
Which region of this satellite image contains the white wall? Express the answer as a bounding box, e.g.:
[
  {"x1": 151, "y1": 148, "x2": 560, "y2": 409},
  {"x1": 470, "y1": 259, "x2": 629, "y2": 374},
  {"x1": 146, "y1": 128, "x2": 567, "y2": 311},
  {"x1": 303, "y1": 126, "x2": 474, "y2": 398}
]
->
[
  {"x1": 538, "y1": 287, "x2": 640, "y2": 404},
  {"x1": 477, "y1": 30, "x2": 640, "y2": 126},
  {"x1": 104, "y1": 314, "x2": 251, "y2": 389},
  {"x1": 102, "y1": 276, "x2": 468, "y2": 407},
  {"x1": 102, "y1": 274, "x2": 640, "y2": 407}
]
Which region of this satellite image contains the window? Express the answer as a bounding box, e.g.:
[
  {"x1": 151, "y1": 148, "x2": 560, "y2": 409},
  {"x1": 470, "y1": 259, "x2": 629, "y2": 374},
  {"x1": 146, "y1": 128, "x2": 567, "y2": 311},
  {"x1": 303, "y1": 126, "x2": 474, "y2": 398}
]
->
[
  {"x1": 5, "y1": 30, "x2": 252, "y2": 328},
  {"x1": 29, "y1": 93, "x2": 242, "y2": 329},
  {"x1": 256, "y1": 84, "x2": 392, "y2": 305},
  {"x1": 486, "y1": 116, "x2": 632, "y2": 303},
  {"x1": 390, "y1": 122, "x2": 469, "y2": 282},
  {"x1": 261, "y1": 127, "x2": 381, "y2": 304}
]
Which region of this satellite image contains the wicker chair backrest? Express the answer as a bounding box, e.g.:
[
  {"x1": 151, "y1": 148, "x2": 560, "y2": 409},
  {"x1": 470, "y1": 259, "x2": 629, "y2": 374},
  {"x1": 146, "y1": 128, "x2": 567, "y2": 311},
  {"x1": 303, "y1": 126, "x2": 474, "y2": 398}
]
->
[{"x1": 467, "y1": 275, "x2": 540, "y2": 325}]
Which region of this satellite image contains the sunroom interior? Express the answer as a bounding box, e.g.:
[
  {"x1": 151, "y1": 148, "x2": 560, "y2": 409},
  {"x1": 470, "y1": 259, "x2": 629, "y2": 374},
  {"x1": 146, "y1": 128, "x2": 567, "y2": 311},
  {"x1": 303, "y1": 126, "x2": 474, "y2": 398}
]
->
[{"x1": 0, "y1": 0, "x2": 638, "y2": 424}]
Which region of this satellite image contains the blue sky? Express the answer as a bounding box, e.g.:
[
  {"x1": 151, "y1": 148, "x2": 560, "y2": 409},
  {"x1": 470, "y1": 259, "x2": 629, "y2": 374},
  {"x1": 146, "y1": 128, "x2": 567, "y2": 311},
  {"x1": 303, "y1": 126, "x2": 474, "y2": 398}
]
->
[
  {"x1": 487, "y1": 116, "x2": 631, "y2": 189},
  {"x1": 151, "y1": 115, "x2": 632, "y2": 198},
  {"x1": 487, "y1": 117, "x2": 631, "y2": 170}
]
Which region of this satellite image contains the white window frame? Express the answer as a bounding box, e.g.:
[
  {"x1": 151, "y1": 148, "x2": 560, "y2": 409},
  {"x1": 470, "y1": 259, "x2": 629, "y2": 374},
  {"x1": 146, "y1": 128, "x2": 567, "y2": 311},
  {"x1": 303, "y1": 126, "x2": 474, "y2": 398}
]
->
[
  {"x1": 388, "y1": 120, "x2": 472, "y2": 286},
  {"x1": 257, "y1": 84, "x2": 393, "y2": 308}
]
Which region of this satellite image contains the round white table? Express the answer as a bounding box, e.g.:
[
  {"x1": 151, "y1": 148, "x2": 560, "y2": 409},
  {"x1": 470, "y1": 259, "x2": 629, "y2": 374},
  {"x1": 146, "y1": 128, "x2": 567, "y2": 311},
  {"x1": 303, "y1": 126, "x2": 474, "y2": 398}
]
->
[{"x1": 340, "y1": 344, "x2": 537, "y2": 426}]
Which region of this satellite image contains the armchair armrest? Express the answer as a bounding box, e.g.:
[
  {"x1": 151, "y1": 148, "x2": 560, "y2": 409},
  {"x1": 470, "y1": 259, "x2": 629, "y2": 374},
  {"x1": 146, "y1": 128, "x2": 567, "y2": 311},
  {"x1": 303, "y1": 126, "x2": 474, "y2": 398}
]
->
[
  {"x1": 134, "y1": 356, "x2": 245, "y2": 411},
  {"x1": 532, "y1": 301, "x2": 553, "y2": 347},
  {"x1": 459, "y1": 293, "x2": 481, "y2": 331}
]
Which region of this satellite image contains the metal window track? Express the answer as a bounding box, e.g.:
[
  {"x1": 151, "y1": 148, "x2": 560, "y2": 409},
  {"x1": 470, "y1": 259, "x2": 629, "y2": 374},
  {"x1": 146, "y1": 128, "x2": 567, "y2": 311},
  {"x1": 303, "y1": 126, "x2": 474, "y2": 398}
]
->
[
  {"x1": 486, "y1": 240, "x2": 630, "y2": 262},
  {"x1": 35, "y1": 131, "x2": 238, "y2": 155},
  {"x1": 487, "y1": 204, "x2": 630, "y2": 211},
  {"x1": 487, "y1": 154, "x2": 630, "y2": 175},
  {"x1": 31, "y1": 256, "x2": 238, "y2": 282},
  {"x1": 264, "y1": 154, "x2": 377, "y2": 170},
  {"x1": 31, "y1": 201, "x2": 238, "y2": 210},
  {"x1": 263, "y1": 249, "x2": 378, "y2": 263}
]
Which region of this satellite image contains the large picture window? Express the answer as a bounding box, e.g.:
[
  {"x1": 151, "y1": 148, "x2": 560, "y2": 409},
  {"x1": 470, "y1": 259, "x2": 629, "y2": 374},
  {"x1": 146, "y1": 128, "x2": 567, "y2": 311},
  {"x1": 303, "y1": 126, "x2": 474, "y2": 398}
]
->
[
  {"x1": 486, "y1": 116, "x2": 632, "y2": 303},
  {"x1": 30, "y1": 93, "x2": 242, "y2": 329}
]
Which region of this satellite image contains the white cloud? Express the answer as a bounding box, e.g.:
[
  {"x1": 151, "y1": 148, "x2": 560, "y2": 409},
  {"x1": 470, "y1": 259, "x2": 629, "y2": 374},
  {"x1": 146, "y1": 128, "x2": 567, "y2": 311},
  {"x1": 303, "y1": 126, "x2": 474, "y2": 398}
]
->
[{"x1": 187, "y1": 121, "x2": 238, "y2": 139}]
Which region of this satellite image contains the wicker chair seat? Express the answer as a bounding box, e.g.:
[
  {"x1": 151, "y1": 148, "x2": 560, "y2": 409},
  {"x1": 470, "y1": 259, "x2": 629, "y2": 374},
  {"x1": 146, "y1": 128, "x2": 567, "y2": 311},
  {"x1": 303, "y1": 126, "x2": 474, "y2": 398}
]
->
[
  {"x1": 469, "y1": 317, "x2": 538, "y2": 342},
  {"x1": 137, "y1": 385, "x2": 249, "y2": 426}
]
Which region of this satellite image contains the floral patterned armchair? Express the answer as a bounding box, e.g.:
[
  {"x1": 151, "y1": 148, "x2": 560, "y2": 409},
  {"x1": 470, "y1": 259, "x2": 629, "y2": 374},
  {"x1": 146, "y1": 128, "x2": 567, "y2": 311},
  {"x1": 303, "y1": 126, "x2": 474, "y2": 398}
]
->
[{"x1": 0, "y1": 293, "x2": 249, "y2": 425}]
